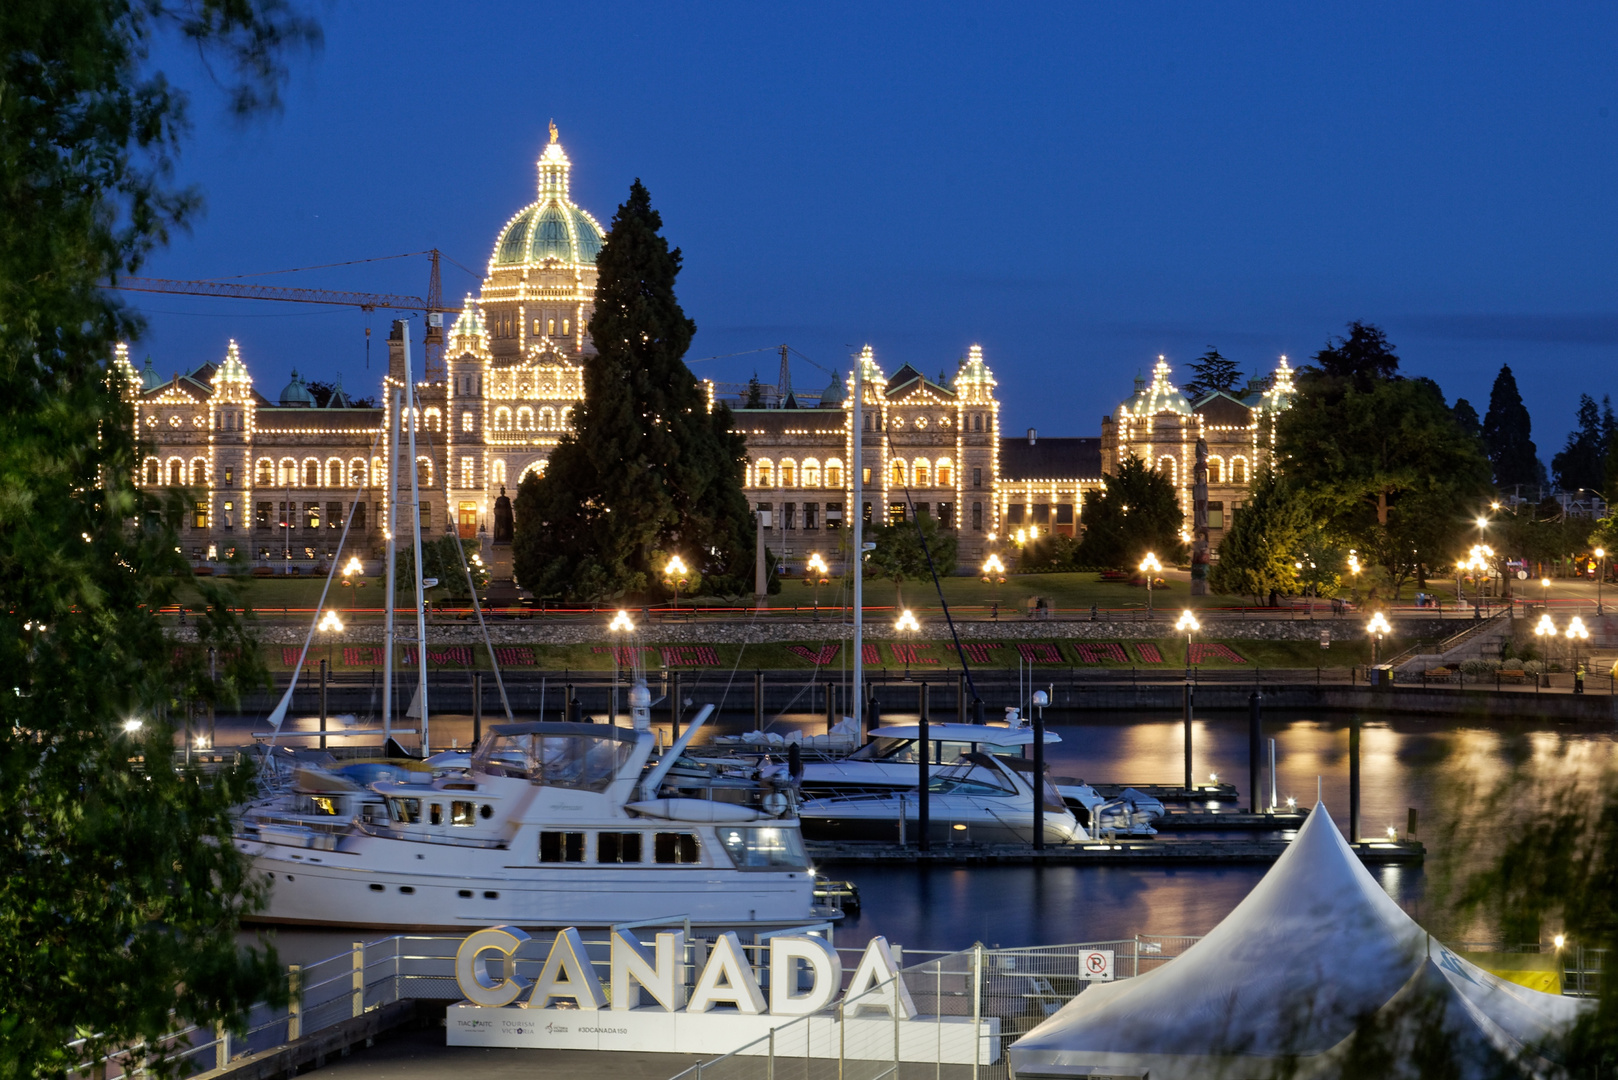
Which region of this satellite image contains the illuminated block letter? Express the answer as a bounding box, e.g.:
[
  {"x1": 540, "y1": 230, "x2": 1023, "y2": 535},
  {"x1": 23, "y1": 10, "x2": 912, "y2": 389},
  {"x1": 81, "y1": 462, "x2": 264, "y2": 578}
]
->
[
  {"x1": 453, "y1": 925, "x2": 531, "y2": 1007},
  {"x1": 528, "y1": 927, "x2": 607, "y2": 1010},
  {"x1": 842, "y1": 936, "x2": 915, "y2": 1018},
  {"x1": 686, "y1": 932, "x2": 766, "y2": 1014},
  {"x1": 610, "y1": 929, "x2": 686, "y2": 1012},
  {"x1": 768, "y1": 935, "x2": 842, "y2": 1016}
]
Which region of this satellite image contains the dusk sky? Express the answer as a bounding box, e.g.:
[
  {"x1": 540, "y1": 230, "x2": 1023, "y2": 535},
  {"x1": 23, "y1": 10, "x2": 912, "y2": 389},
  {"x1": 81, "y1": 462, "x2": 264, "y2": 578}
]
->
[{"x1": 131, "y1": 2, "x2": 1618, "y2": 457}]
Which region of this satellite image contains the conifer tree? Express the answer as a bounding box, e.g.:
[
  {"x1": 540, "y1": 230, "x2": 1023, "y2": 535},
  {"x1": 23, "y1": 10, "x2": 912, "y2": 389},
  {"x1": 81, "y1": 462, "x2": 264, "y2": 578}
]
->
[
  {"x1": 1481, "y1": 365, "x2": 1542, "y2": 490},
  {"x1": 1073, "y1": 455, "x2": 1186, "y2": 569},
  {"x1": 1208, "y1": 470, "x2": 1306, "y2": 604},
  {"x1": 513, "y1": 181, "x2": 753, "y2": 599},
  {"x1": 1181, "y1": 347, "x2": 1241, "y2": 400},
  {"x1": 1553, "y1": 394, "x2": 1608, "y2": 494}
]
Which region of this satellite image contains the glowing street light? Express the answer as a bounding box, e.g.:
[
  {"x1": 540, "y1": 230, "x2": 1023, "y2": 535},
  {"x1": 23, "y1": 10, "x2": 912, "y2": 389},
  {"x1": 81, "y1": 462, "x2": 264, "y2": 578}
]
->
[
  {"x1": 1139, "y1": 552, "x2": 1163, "y2": 612},
  {"x1": 609, "y1": 609, "x2": 635, "y2": 634},
  {"x1": 1596, "y1": 547, "x2": 1607, "y2": 615},
  {"x1": 1567, "y1": 615, "x2": 1590, "y2": 676},
  {"x1": 895, "y1": 609, "x2": 920, "y2": 677},
  {"x1": 1366, "y1": 611, "x2": 1392, "y2": 666},
  {"x1": 317, "y1": 609, "x2": 344, "y2": 634},
  {"x1": 805, "y1": 552, "x2": 829, "y2": 618},
  {"x1": 122, "y1": 717, "x2": 143, "y2": 734},
  {"x1": 341, "y1": 555, "x2": 364, "y2": 577},
  {"x1": 608, "y1": 609, "x2": 636, "y2": 723},
  {"x1": 663, "y1": 554, "x2": 690, "y2": 616},
  {"x1": 340, "y1": 555, "x2": 367, "y2": 612},
  {"x1": 1176, "y1": 609, "x2": 1200, "y2": 675},
  {"x1": 982, "y1": 552, "x2": 1007, "y2": 622}
]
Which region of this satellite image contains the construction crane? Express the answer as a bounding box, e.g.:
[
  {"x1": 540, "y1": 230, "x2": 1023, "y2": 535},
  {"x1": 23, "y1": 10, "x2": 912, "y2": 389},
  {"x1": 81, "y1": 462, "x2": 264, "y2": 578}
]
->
[{"x1": 109, "y1": 250, "x2": 461, "y2": 380}]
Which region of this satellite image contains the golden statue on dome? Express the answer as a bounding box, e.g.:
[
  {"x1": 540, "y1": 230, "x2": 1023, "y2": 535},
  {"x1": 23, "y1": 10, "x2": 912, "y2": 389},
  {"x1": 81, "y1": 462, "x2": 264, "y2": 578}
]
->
[{"x1": 549, "y1": 119, "x2": 559, "y2": 144}]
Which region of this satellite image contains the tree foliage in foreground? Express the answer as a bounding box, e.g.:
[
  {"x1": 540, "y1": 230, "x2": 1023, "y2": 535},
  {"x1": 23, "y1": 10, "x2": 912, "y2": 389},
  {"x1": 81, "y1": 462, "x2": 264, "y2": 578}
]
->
[
  {"x1": 0, "y1": 3, "x2": 317, "y2": 1076},
  {"x1": 865, "y1": 512, "x2": 958, "y2": 607},
  {"x1": 1207, "y1": 471, "x2": 1306, "y2": 604},
  {"x1": 1481, "y1": 364, "x2": 1543, "y2": 491},
  {"x1": 1074, "y1": 455, "x2": 1186, "y2": 569},
  {"x1": 513, "y1": 181, "x2": 754, "y2": 601}
]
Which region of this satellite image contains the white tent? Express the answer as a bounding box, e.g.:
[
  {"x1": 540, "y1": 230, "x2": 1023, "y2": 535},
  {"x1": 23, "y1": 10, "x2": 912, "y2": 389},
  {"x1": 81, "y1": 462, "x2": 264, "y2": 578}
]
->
[{"x1": 1009, "y1": 804, "x2": 1587, "y2": 1080}]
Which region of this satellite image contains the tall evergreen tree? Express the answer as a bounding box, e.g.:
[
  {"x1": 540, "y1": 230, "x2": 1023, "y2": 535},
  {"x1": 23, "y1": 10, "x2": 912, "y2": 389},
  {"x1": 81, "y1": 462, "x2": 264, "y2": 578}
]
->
[
  {"x1": 513, "y1": 181, "x2": 753, "y2": 600},
  {"x1": 1481, "y1": 365, "x2": 1542, "y2": 490},
  {"x1": 1181, "y1": 347, "x2": 1242, "y2": 400},
  {"x1": 1073, "y1": 455, "x2": 1186, "y2": 569},
  {"x1": 1207, "y1": 470, "x2": 1306, "y2": 604},
  {"x1": 1452, "y1": 398, "x2": 1482, "y2": 440},
  {"x1": 1309, "y1": 320, "x2": 1400, "y2": 392},
  {"x1": 1552, "y1": 394, "x2": 1607, "y2": 494}
]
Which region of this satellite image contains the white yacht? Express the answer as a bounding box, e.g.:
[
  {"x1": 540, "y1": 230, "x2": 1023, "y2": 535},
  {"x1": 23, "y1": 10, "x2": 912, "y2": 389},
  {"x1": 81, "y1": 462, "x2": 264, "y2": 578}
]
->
[
  {"x1": 237, "y1": 719, "x2": 825, "y2": 930},
  {"x1": 798, "y1": 752, "x2": 1086, "y2": 845},
  {"x1": 760, "y1": 721, "x2": 1063, "y2": 792}
]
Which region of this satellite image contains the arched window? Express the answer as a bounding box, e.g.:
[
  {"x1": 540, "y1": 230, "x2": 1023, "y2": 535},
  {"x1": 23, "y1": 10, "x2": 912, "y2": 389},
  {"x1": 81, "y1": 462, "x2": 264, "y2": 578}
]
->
[
  {"x1": 1231, "y1": 456, "x2": 1249, "y2": 484},
  {"x1": 826, "y1": 459, "x2": 844, "y2": 488},
  {"x1": 891, "y1": 460, "x2": 906, "y2": 486},
  {"x1": 519, "y1": 460, "x2": 547, "y2": 485},
  {"x1": 145, "y1": 458, "x2": 160, "y2": 485},
  {"x1": 416, "y1": 457, "x2": 433, "y2": 488},
  {"x1": 516, "y1": 406, "x2": 534, "y2": 431},
  {"x1": 278, "y1": 458, "x2": 297, "y2": 487},
  {"x1": 425, "y1": 408, "x2": 442, "y2": 432},
  {"x1": 326, "y1": 459, "x2": 343, "y2": 487},
  {"x1": 973, "y1": 414, "x2": 983, "y2": 432},
  {"x1": 461, "y1": 459, "x2": 475, "y2": 488},
  {"x1": 256, "y1": 459, "x2": 274, "y2": 486},
  {"x1": 190, "y1": 458, "x2": 207, "y2": 487},
  {"x1": 349, "y1": 458, "x2": 367, "y2": 486},
  {"x1": 937, "y1": 459, "x2": 953, "y2": 487},
  {"x1": 913, "y1": 459, "x2": 930, "y2": 487},
  {"x1": 538, "y1": 406, "x2": 557, "y2": 430},
  {"x1": 494, "y1": 406, "x2": 512, "y2": 432},
  {"x1": 461, "y1": 412, "x2": 474, "y2": 433},
  {"x1": 547, "y1": 318, "x2": 556, "y2": 336},
  {"x1": 371, "y1": 457, "x2": 386, "y2": 486},
  {"x1": 167, "y1": 459, "x2": 182, "y2": 486},
  {"x1": 1207, "y1": 456, "x2": 1225, "y2": 484},
  {"x1": 756, "y1": 459, "x2": 773, "y2": 487},
  {"x1": 303, "y1": 460, "x2": 319, "y2": 487},
  {"x1": 802, "y1": 458, "x2": 821, "y2": 487},
  {"x1": 492, "y1": 459, "x2": 507, "y2": 485},
  {"x1": 780, "y1": 459, "x2": 797, "y2": 487},
  {"x1": 1156, "y1": 456, "x2": 1177, "y2": 484},
  {"x1": 562, "y1": 318, "x2": 570, "y2": 336},
  {"x1": 559, "y1": 406, "x2": 573, "y2": 427}
]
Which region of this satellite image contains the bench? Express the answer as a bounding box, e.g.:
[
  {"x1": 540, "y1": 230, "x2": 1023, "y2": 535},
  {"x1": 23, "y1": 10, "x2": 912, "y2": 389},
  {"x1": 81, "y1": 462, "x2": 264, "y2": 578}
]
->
[
  {"x1": 1423, "y1": 668, "x2": 1455, "y2": 681},
  {"x1": 1497, "y1": 669, "x2": 1527, "y2": 684}
]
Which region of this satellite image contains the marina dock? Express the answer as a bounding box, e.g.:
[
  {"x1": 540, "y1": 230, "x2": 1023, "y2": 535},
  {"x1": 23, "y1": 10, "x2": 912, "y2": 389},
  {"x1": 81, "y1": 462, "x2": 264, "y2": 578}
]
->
[{"x1": 807, "y1": 836, "x2": 1424, "y2": 865}]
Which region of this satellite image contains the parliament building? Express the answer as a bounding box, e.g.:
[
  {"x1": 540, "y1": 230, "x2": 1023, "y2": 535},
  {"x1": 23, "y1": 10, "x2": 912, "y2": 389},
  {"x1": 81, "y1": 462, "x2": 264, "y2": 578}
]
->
[{"x1": 125, "y1": 129, "x2": 1295, "y2": 576}]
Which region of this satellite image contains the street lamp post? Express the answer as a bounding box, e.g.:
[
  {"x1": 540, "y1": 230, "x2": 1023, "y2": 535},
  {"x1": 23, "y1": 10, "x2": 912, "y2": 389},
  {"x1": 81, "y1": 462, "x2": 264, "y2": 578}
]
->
[
  {"x1": 895, "y1": 609, "x2": 920, "y2": 678},
  {"x1": 1567, "y1": 616, "x2": 1590, "y2": 686},
  {"x1": 1176, "y1": 609, "x2": 1200, "y2": 679},
  {"x1": 1542, "y1": 577, "x2": 1551, "y2": 612},
  {"x1": 608, "y1": 609, "x2": 634, "y2": 723},
  {"x1": 1596, "y1": 548, "x2": 1606, "y2": 615},
  {"x1": 340, "y1": 555, "x2": 366, "y2": 617},
  {"x1": 1534, "y1": 613, "x2": 1557, "y2": 676},
  {"x1": 981, "y1": 553, "x2": 1006, "y2": 622},
  {"x1": 806, "y1": 553, "x2": 829, "y2": 619},
  {"x1": 1366, "y1": 611, "x2": 1392, "y2": 671},
  {"x1": 1139, "y1": 552, "x2": 1163, "y2": 613},
  {"x1": 663, "y1": 555, "x2": 689, "y2": 618}
]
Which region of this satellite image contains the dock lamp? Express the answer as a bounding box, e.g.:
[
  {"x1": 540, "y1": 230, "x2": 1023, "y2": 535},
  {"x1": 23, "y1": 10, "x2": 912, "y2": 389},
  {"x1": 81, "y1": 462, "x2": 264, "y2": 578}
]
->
[
  {"x1": 1366, "y1": 611, "x2": 1392, "y2": 667},
  {"x1": 608, "y1": 610, "x2": 635, "y2": 723},
  {"x1": 1139, "y1": 552, "x2": 1163, "y2": 612},
  {"x1": 895, "y1": 609, "x2": 921, "y2": 677},
  {"x1": 663, "y1": 555, "x2": 689, "y2": 616},
  {"x1": 1176, "y1": 609, "x2": 1200, "y2": 676},
  {"x1": 805, "y1": 553, "x2": 829, "y2": 619}
]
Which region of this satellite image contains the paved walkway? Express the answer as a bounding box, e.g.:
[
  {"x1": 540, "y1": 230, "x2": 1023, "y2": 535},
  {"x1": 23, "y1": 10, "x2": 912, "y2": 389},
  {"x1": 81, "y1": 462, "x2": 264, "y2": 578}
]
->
[{"x1": 314, "y1": 1027, "x2": 704, "y2": 1080}]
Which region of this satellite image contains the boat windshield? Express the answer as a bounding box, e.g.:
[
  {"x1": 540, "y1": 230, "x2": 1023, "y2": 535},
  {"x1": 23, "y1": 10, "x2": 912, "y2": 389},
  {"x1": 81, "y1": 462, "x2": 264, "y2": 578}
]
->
[
  {"x1": 717, "y1": 825, "x2": 810, "y2": 871},
  {"x1": 849, "y1": 737, "x2": 912, "y2": 761},
  {"x1": 472, "y1": 728, "x2": 635, "y2": 792},
  {"x1": 850, "y1": 737, "x2": 1007, "y2": 764},
  {"x1": 927, "y1": 767, "x2": 1015, "y2": 797}
]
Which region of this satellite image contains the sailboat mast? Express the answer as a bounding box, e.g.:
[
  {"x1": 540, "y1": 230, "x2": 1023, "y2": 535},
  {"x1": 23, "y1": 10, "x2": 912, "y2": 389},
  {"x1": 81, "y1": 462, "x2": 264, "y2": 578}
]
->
[
  {"x1": 402, "y1": 325, "x2": 431, "y2": 751},
  {"x1": 851, "y1": 356, "x2": 863, "y2": 732},
  {"x1": 382, "y1": 386, "x2": 399, "y2": 743}
]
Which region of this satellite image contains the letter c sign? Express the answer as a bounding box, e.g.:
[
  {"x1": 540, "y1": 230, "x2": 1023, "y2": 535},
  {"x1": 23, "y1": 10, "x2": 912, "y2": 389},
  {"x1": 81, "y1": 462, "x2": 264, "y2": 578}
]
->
[{"x1": 455, "y1": 925, "x2": 532, "y2": 1006}]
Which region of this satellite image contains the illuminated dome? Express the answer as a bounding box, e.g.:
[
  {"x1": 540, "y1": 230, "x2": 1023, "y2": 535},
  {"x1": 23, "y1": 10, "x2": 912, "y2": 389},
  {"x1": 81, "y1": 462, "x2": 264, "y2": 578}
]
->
[
  {"x1": 488, "y1": 125, "x2": 606, "y2": 269},
  {"x1": 1121, "y1": 358, "x2": 1190, "y2": 417},
  {"x1": 279, "y1": 368, "x2": 314, "y2": 406}
]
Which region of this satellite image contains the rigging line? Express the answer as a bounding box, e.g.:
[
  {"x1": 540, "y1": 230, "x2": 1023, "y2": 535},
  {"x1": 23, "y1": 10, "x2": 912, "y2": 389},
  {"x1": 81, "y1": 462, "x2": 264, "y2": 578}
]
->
[
  {"x1": 786, "y1": 347, "x2": 836, "y2": 377},
  {"x1": 438, "y1": 253, "x2": 485, "y2": 281},
  {"x1": 198, "y1": 251, "x2": 437, "y2": 281},
  {"x1": 898, "y1": 479, "x2": 982, "y2": 708},
  {"x1": 685, "y1": 346, "x2": 783, "y2": 364}
]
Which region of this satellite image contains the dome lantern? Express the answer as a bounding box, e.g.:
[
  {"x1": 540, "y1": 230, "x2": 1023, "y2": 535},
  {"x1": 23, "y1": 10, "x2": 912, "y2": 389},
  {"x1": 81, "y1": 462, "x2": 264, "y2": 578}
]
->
[{"x1": 489, "y1": 124, "x2": 607, "y2": 271}]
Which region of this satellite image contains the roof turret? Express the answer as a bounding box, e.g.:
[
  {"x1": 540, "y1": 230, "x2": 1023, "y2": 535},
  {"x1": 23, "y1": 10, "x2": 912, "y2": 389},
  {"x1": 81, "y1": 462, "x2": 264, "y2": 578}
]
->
[
  {"x1": 819, "y1": 370, "x2": 845, "y2": 407},
  {"x1": 279, "y1": 368, "x2": 314, "y2": 406},
  {"x1": 1121, "y1": 357, "x2": 1191, "y2": 417},
  {"x1": 140, "y1": 357, "x2": 163, "y2": 391}
]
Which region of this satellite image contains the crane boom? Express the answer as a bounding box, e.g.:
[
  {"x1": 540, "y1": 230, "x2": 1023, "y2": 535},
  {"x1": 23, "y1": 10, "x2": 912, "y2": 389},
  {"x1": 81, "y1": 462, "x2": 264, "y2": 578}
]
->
[{"x1": 109, "y1": 276, "x2": 461, "y2": 314}]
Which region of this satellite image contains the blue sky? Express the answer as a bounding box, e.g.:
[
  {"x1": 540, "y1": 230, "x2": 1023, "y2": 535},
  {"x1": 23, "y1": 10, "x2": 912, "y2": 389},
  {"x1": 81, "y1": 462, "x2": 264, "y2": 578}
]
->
[{"x1": 130, "y1": 2, "x2": 1618, "y2": 458}]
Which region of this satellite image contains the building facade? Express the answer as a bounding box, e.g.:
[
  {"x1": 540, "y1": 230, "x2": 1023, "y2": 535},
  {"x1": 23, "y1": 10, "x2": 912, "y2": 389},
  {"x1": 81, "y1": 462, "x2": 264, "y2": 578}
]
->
[{"x1": 126, "y1": 129, "x2": 1293, "y2": 574}]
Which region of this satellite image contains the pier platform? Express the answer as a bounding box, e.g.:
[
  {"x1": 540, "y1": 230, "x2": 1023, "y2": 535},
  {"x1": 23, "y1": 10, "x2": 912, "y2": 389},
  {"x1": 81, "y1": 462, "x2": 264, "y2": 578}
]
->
[{"x1": 806, "y1": 836, "x2": 1424, "y2": 866}]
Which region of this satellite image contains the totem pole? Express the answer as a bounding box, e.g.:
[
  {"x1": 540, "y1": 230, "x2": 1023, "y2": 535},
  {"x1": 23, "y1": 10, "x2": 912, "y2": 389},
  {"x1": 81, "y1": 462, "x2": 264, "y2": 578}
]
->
[{"x1": 1191, "y1": 438, "x2": 1210, "y2": 596}]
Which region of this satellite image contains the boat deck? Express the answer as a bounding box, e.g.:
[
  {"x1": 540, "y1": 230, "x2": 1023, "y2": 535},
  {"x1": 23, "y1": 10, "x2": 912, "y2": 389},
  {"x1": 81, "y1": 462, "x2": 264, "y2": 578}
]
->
[{"x1": 806, "y1": 836, "x2": 1424, "y2": 865}]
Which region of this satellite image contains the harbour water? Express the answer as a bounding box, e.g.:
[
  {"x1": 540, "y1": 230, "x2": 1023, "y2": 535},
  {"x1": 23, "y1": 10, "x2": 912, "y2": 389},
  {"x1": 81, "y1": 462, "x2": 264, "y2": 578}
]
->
[{"x1": 232, "y1": 707, "x2": 1618, "y2": 965}]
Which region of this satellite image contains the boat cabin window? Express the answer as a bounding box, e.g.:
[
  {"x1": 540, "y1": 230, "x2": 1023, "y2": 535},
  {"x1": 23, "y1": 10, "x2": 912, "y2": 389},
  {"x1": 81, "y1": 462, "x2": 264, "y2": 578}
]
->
[
  {"x1": 451, "y1": 801, "x2": 476, "y2": 826},
  {"x1": 539, "y1": 831, "x2": 586, "y2": 862},
  {"x1": 309, "y1": 796, "x2": 340, "y2": 816},
  {"x1": 389, "y1": 797, "x2": 422, "y2": 823},
  {"x1": 718, "y1": 826, "x2": 809, "y2": 872},
  {"x1": 653, "y1": 832, "x2": 700, "y2": 864},
  {"x1": 850, "y1": 738, "x2": 983, "y2": 764},
  {"x1": 429, "y1": 803, "x2": 443, "y2": 826},
  {"x1": 473, "y1": 728, "x2": 635, "y2": 792},
  {"x1": 598, "y1": 832, "x2": 643, "y2": 863},
  {"x1": 927, "y1": 771, "x2": 1015, "y2": 797}
]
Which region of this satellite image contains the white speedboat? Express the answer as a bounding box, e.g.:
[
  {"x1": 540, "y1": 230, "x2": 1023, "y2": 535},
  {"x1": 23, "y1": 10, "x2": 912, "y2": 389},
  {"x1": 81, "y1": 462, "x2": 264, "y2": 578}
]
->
[
  {"x1": 798, "y1": 752, "x2": 1085, "y2": 845},
  {"x1": 760, "y1": 721, "x2": 1063, "y2": 793},
  {"x1": 237, "y1": 718, "x2": 826, "y2": 930}
]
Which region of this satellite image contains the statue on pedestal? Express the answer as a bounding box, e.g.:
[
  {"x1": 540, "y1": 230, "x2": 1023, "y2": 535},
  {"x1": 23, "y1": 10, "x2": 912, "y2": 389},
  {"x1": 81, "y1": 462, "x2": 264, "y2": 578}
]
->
[
  {"x1": 493, "y1": 486, "x2": 513, "y2": 545},
  {"x1": 1191, "y1": 438, "x2": 1210, "y2": 596}
]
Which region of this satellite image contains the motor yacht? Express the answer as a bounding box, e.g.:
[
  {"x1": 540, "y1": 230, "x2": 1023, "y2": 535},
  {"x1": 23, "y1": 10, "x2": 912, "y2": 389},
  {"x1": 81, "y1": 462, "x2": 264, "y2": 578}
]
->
[
  {"x1": 797, "y1": 752, "x2": 1085, "y2": 845},
  {"x1": 236, "y1": 718, "x2": 826, "y2": 930},
  {"x1": 758, "y1": 721, "x2": 1062, "y2": 792}
]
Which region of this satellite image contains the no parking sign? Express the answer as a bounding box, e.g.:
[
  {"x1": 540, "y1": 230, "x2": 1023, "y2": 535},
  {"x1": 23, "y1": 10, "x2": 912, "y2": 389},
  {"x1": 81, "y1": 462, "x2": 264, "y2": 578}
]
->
[{"x1": 1080, "y1": 949, "x2": 1114, "y2": 981}]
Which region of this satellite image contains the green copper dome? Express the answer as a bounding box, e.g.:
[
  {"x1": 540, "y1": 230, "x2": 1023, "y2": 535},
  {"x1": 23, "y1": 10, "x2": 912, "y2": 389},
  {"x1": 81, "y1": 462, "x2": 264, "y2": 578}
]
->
[{"x1": 489, "y1": 134, "x2": 606, "y2": 268}]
